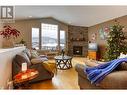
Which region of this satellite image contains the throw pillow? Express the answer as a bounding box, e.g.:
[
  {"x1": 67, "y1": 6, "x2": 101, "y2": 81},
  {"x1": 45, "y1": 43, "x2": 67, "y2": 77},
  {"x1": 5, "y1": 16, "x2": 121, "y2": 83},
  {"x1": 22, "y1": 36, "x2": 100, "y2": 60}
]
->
[
  {"x1": 16, "y1": 52, "x2": 31, "y2": 66},
  {"x1": 31, "y1": 58, "x2": 43, "y2": 64},
  {"x1": 23, "y1": 48, "x2": 32, "y2": 59},
  {"x1": 31, "y1": 50, "x2": 39, "y2": 58}
]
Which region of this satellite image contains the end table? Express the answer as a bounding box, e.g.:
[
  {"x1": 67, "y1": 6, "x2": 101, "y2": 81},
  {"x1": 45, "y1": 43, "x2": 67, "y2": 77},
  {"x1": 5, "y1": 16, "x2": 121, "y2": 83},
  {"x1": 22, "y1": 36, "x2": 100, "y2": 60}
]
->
[{"x1": 13, "y1": 69, "x2": 38, "y2": 89}]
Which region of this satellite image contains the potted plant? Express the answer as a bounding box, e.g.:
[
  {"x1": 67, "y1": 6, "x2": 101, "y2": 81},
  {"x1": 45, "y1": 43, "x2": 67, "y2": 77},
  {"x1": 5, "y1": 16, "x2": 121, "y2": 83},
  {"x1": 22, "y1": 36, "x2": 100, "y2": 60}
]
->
[
  {"x1": 0, "y1": 25, "x2": 20, "y2": 48},
  {"x1": 19, "y1": 39, "x2": 26, "y2": 45},
  {"x1": 14, "y1": 39, "x2": 26, "y2": 47}
]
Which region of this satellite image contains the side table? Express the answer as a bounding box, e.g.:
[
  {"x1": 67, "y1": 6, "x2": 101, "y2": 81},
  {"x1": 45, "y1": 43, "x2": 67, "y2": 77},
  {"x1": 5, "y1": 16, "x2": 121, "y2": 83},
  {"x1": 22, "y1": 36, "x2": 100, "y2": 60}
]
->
[{"x1": 13, "y1": 69, "x2": 38, "y2": 89}]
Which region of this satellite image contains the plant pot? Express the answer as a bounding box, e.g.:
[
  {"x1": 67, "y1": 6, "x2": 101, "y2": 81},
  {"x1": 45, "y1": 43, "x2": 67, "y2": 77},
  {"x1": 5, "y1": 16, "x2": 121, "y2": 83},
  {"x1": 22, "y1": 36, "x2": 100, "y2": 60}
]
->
[{"x1": 3, "y1": 39, "x2": 14, "y2": 48}]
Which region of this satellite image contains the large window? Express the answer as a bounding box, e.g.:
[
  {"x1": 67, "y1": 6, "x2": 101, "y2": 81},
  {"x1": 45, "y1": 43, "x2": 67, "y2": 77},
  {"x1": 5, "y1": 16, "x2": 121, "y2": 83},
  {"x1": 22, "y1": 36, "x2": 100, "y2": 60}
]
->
[
  {"x1": 32, "y1": 28, "x2": 39, "y2": 50},
  {"x1": 60, "y1": 30, "x2": 66, "y2": 50},
  {"x1": 41, "y1": 23, "x2": 58, "y2": 50},
  {"x1": 31, "y1": 23, "x2": 66, "y2": 51}
]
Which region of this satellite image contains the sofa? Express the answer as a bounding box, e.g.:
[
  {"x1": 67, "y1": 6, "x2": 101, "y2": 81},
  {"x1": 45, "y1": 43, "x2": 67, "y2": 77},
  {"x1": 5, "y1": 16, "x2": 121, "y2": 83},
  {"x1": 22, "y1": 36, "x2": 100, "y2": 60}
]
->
[
  {"x1": 75, "y1": 63, "x2": 127, "y2": 89},
  {"x1": 38, "y1": 50, "x2": 59, "y2": 59},
  {"x1": 12, "y1": 49, "x2": 54, "y2": 86}
]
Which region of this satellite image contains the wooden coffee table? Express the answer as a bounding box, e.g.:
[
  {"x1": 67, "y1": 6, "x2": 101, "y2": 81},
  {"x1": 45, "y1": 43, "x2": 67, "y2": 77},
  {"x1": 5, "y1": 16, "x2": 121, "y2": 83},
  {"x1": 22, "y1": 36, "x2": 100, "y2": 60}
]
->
[
  {"x1": 54, "y1": 55, "x2": 72, "y2": 70},
  {"x1": 14, "y1": 69, "x2": 38, "y2": 89}
]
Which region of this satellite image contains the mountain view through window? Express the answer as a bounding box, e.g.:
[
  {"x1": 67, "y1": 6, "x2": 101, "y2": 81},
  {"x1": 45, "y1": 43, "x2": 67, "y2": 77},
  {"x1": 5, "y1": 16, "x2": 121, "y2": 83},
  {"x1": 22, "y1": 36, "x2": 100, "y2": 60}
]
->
[
  {"x1": 32, "y1": 28, "x2": 39, "y2": 49},
  {"x1": 41, "y1": 23, "x2": 58, "y2": 50}
]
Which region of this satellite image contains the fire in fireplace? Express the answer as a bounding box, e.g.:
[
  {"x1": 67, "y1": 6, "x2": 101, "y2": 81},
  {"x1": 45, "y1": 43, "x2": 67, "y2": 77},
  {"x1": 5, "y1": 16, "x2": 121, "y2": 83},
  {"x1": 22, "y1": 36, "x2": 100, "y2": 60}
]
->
[{"x1": 73, "y1": 46, "x2": 83, "y2": 56}]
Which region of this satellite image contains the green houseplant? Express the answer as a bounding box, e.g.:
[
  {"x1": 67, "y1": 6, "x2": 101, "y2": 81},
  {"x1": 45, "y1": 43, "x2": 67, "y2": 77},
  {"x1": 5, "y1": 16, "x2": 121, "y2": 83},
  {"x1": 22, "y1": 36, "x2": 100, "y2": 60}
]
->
[{"x1": 19, "y1": 39, "x2": 26, "y2": 46}]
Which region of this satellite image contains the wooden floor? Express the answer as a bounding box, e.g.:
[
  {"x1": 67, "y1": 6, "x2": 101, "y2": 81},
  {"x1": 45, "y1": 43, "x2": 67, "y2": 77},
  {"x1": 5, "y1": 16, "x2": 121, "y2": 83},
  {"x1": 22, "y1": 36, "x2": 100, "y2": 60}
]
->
[{"x1": 30, "y1": 57, "x2": 85, "y2": 90}]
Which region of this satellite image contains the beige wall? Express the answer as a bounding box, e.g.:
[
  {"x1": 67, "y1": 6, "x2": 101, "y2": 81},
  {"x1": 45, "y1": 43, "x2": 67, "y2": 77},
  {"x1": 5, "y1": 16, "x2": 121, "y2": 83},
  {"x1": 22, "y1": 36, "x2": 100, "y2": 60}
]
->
[
  {"x1": 7, "y1": 16, "x2": 127, "y2": 58},
  {"x1": 0, "y1": 46, "x2": 25, "y2": 89},
  {"x1": 0, "y1": 23, "x2": 4, "y2": 48},
  {"x1": 8, "y1": 18, "x2": 68, "y2": 49},
  {"x1": 9, "y1": 19, "x2": 40, "y2": 48},
  {"x1": 88, "y1": 15, "x2": 127, "y2": 58}
]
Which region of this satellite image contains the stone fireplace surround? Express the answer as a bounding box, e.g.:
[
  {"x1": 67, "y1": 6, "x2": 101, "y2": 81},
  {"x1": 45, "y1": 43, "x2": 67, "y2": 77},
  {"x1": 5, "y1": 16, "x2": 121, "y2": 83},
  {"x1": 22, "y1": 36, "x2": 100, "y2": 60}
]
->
[{"x1": 67, "y1": 25, "x2": 88, "y2": 57}]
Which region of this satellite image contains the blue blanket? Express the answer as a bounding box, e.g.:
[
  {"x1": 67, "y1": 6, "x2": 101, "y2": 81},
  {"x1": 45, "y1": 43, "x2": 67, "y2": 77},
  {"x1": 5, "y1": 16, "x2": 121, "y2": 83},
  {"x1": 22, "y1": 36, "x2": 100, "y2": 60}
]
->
[{"x1": 84, "y1": 58, "x2": 127, "y2": 84}]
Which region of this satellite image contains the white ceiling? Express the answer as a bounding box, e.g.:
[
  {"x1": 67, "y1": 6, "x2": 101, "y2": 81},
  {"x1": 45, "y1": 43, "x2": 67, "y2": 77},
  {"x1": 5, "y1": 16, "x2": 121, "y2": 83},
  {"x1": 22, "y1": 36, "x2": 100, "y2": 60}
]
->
[{"x1": 15, "y1": 6, "x2": 127, "y2": 27}]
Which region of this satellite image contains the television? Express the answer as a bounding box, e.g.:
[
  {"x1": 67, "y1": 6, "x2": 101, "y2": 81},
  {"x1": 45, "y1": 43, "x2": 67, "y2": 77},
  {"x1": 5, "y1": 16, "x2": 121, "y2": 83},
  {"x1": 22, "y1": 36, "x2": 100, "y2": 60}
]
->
[{"x1": 88, "y1": 43, "x2": 98, "y2": 51}]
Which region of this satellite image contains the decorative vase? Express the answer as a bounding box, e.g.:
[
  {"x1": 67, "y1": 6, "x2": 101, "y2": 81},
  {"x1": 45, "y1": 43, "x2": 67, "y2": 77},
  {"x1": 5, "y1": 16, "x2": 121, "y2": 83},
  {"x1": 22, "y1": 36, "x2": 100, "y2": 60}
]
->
[{"x1": 61, "y1": 49, "x2": 65, "y2": 57}]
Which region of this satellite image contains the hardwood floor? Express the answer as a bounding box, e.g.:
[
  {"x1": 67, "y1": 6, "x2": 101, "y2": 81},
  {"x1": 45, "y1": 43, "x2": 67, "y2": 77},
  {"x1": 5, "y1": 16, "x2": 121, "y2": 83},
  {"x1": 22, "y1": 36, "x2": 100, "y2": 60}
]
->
[{"x1": 30, "y1": 57, "x2": 85, "y2": 90}]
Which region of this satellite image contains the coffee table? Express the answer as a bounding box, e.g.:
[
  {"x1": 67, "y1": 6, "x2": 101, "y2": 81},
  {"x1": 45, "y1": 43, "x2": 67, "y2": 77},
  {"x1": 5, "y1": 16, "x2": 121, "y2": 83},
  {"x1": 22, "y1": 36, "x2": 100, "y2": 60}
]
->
[{"x1": 54, "y1": 55, "x2": 72, "y2": 70}]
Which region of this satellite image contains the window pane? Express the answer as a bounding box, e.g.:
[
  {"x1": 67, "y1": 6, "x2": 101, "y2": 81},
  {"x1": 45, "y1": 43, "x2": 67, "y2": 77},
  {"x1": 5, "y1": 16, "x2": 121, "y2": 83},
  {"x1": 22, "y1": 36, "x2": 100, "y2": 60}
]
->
[
  {"x1": 32, "y1": 28, "x2": 39, "y2": 50},
  {"x1": 60, "y1": 30, "x2": 65, "y2": 50},
  {"x1": 41, "y1": 23, "x2": 58, "y2": 50}
]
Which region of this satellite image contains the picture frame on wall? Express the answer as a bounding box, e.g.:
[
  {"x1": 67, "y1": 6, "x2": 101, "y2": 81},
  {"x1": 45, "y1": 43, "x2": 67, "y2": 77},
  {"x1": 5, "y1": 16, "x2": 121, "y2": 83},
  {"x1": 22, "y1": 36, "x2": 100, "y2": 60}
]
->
[{"x1": 98, "y1": 27, "x2": 109, "y2": 40}]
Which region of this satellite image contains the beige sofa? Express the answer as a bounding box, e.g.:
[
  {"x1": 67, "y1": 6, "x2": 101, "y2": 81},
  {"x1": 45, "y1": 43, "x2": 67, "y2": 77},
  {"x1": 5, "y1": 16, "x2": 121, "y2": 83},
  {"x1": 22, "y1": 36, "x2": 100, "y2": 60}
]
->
[
  {"x1": 75, "y1": 62, "x2": 127, "y2": 89},
  {"x1": 12, "y1": 49, "x2": 54, "y2": 88},
  {"x1": 38, "y1": 50, "x2": 59, "y2": 59}
]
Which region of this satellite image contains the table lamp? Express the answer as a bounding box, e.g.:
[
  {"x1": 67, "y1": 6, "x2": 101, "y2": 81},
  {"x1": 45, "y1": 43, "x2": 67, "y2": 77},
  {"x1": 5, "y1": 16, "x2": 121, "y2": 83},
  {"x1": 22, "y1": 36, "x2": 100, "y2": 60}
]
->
[{"x1": 21, "y1": 62, "x2": 27, "y2": 72}]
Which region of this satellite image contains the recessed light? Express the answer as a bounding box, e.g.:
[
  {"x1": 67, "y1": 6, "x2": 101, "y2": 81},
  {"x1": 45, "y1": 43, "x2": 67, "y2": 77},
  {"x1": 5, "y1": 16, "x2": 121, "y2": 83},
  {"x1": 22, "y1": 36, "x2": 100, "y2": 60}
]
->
[
  {"x1": 68, "y1": 22, "x2": 72, "y2": 24},
  {"x1": 28, "y1": 16, "x2": 32, "y2": 18}
]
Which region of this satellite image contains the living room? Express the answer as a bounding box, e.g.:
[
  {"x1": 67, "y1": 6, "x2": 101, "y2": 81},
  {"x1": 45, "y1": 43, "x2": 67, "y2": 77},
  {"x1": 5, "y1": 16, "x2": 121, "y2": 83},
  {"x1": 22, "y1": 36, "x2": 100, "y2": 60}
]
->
[{"x1": 1, "y1": 5, "x2": 127, "y2": 93}]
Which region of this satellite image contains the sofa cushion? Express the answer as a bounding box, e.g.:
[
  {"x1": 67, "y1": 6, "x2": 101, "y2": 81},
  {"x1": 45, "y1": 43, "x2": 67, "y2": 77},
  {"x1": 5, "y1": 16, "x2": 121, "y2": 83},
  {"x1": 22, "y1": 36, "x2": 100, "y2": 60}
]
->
[
  {"x1": 23, "y1": 49, "x2": 32, "y2": 59},
  {"x1": 31, "y1": 57, "x2": 48, "y2": 64},
  {"x1": 31, "y1": 58, "x2": 43, "y2": 64},
  {"x1": 16, "y1": 52, "x2": 31, "y2": 66},
  {"x1": 75, "y1": 64, "x2": 88, "y2": 79},
  {"x1": 31, "y1": 50, "x2": 39, "y2": 58}
]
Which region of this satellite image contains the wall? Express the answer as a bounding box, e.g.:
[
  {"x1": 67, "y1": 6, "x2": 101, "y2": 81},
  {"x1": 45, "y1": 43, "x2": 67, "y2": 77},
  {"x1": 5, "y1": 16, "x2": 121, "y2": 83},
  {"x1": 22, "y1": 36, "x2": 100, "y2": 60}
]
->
[
  {"x1": 8, "y1": 19, "x2": 89, "y2": 56},
  {"x1": 88, "y1": 15, "x2": 127, "y2": 58},
  {"x1": 8, "y1": 18, "x2": 68, "y2": 49},
  {"x1": 68, "y1": 25, "x2": 88, "y2": 56},
  {"x1": 8, "y1": 15, "x2": 127, "y2": 58},
  {"x1": 0, "y1": 46, "x2": 25, "y2": 89},
  {"x1": 0, "y1": 23, "x2": 3, "y2": 48}
]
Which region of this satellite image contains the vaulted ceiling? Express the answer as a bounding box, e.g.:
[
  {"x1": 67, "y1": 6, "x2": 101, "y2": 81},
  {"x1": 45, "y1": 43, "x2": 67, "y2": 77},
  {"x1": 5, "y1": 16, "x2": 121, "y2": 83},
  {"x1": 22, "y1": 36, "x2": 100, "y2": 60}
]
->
[{"x1": 15, "y1": 6, "x2": 127, "y2": 27}]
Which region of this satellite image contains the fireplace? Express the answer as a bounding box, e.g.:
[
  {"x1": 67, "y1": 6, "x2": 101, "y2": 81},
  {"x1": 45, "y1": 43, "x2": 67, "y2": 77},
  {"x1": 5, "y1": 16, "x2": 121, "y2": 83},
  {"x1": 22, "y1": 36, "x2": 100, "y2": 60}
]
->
[{"x1": 73, "y1": 46, "x2": 83, "y2": 56}]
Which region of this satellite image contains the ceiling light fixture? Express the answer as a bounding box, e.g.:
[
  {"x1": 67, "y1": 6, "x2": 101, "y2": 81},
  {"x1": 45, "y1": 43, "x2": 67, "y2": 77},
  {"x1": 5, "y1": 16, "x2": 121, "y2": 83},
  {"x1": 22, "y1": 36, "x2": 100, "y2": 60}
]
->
[
  {"x1": 68, "y1": 21, "x2": 71, "y2": 24},
  {"x1": 28, "y1": 16, "x2": 32, "y2": 18}
]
